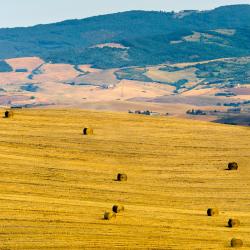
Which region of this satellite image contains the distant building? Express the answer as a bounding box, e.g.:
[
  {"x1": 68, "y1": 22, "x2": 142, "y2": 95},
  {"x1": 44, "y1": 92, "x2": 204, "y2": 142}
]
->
[
  {"x1": 129, "y1": 110, "x2": 160, "y2": 116},
  {"x1": 186, "y1": 109, "x2": 206, "y2": 115}
]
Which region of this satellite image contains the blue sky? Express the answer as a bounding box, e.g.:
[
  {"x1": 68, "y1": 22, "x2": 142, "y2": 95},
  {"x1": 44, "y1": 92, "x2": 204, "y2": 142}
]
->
[{"x1": 0, "y1": 0, "x2": 249, "y2": 28}]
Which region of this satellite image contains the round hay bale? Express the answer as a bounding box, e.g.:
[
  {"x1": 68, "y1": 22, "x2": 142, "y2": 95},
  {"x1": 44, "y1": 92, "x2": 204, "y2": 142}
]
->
[
  {"x1": 228, "y1": 219, "x2": 240, "y2": 228},
  {"x1": 83, "y1": 128, "x2": 93, "y2": 135},
  {"x1": 103, "y1": 211, "x2": 116, "y2": 220},
  {"x1": 228, "y1": 162, "x2": 238, "y2": 170},
  {"x1": 117, "y1": 173, "x2": 127, "y2": 181},
  {"x1": 112, "y1": 205, "x2": 125, "y2": 213},
  {"x1": 207, "y1": 208, "x2": 219, "y2": 216},
  {"x1": 4, "y1": 110, "x2": 14, "y2": 118},
  {"x1": 231, "y1": 238, "x2": 243, "y2": 248}
]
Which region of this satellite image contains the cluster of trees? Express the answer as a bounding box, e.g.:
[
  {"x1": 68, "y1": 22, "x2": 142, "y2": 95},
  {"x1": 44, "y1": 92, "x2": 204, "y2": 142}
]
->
[
  {"x1": 215, "y1": 92, "x2": 236, "y2": 97},
  {"x1": 0, "y1": 61, "x2": 12, "y2": 72},
  {"x1": 186, "y1": 109, "x2": 207, "y2": 115},
  {"x1": 115, "y1": 68, "x2": 152, "y2": 82},
  {"x1": 20, "y1": 84, "x2": 39, "y2": 92},
  {"x1": 224, "y1": 100, "x2": 250, "y2": 107},
  {"x1": 195, "y1": 60, "x2": 250, "y2": 85}
]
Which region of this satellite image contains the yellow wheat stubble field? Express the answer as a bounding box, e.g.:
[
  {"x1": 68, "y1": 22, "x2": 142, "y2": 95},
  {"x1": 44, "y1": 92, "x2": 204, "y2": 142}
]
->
[{"x1": 0, "y1": 109, "x2": 249, "y2": 249}]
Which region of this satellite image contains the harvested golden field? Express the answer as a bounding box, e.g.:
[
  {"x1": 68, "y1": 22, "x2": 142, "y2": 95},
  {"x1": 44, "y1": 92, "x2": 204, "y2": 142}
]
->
[{"x1": 0, "y1": 109, "x2": 249, "y2": 249}]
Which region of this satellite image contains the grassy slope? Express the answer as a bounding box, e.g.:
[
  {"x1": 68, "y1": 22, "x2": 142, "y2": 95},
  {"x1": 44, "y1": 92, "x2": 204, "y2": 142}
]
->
[{"x1": 0, "y1": 109, "x2": 249, "y2": 249}]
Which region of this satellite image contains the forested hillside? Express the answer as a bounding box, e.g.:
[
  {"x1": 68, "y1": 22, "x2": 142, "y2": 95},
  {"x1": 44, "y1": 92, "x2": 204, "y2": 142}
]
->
[{"x1": 0, "y1": 5, "x2": 249, "y2": 68}]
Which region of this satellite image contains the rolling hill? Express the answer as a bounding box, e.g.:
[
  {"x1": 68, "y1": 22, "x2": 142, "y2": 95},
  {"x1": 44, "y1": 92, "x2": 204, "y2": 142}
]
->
[
  {"x1": 0, "y1": 109, "x2": 249, "y2": 249},
  {"x1": 0, "y1": 56, "x2": 249, "y2": 126},
  {"x1": 0, "y1": 5, "x2": 250, "y2": 68},
  {"x1": 0, "y1": 5, "x2": 249, "y2": 125}
]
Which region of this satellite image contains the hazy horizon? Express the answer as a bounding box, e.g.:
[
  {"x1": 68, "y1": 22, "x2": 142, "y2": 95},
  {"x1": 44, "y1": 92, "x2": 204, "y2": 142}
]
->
[{"x1": 0, "y1": 0, "x2": 249, "y2": 28}]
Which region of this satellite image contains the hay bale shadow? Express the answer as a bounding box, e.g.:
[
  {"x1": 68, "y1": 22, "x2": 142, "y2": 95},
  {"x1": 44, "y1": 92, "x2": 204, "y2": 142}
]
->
[
  {"x1": 207, "y1": 208, "x2": 219, "y2": 216},
  {"x1": 231, "y1": 238, "x2": 243, "y2": 247},
  {"x1": 117, "y1": 173, "x2": 127, "y2": 181},
  {"x1": 3, "y1": 110, "x2": 14, "y2": 118},
  {"x1": 112, "y1": 205, "x2": 125, "y2": 213},
  {"x1": 83, "y1": 128, "x2": 93, "y2": 135},
  {"x1": 227, "y1": 162, "x2": 239, "y2": 170},
  {"x1": 103, "y1": 211, "x2": 116, "y2": 220}
]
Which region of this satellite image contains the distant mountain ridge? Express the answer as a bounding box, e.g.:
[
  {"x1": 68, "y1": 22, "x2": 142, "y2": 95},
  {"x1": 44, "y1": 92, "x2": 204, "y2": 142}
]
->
[{"x1": 0, "y1": 4, "x2": 250, "y2": 68}]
